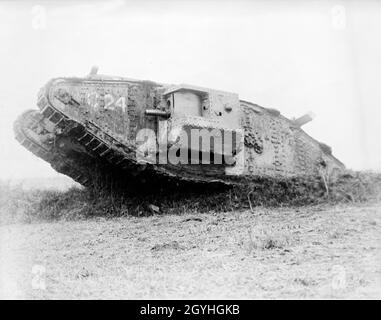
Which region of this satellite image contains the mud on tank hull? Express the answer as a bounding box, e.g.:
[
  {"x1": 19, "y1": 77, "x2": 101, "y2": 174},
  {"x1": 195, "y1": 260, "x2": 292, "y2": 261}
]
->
[{"x1": 14, "y1": 70, "x2": 345, "y2": 189}]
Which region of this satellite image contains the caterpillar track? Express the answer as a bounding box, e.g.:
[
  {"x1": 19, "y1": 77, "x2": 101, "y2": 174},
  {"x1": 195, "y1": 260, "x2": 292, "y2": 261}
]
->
[
  {"x1": 14, "y1": 68, "x2": 345, "y2": 190},
  {"x1": 14, "y1": 109, "x2": 93, "y2": 187}
]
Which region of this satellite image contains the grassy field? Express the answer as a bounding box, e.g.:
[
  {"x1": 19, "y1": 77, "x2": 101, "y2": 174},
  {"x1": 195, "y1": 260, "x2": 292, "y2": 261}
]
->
[
  {"x1": 0, "y1": 172, "x2": 380, "y2": 299},
  {"x1": 1, "y1": 202, "x2": 380, "y2": 299}
]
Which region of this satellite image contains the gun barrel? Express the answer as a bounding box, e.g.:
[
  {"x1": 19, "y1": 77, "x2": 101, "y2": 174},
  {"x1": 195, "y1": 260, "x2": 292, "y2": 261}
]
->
[
  {"x1": 294, "y1": 112, "x2": 315, "y2": 127},
  {"x1": 145, "y1": 109, "x2": 171, "y2": 118}
]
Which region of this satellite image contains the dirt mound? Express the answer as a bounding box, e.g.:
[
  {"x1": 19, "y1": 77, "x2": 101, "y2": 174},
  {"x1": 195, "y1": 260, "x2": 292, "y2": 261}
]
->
[{"x1": 1, "y1": 171, "x2": 380, "y2": 224}]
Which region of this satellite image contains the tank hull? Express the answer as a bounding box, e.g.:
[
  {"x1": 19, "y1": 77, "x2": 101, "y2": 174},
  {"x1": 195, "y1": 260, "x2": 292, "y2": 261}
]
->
[{"x1": 14, "y1": 73, "x2": 345, "y2": 188}]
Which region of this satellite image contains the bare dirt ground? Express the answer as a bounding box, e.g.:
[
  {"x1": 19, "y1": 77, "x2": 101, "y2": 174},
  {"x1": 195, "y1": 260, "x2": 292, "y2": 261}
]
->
[{"x1": 1, "y1": 202, "x2": 380, "y2": 299}]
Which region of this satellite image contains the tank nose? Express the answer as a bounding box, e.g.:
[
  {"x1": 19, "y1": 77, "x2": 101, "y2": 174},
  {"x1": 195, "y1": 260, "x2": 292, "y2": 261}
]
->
[{"x1": 37, "y1": 85, "x2": 49, "y2": 110}]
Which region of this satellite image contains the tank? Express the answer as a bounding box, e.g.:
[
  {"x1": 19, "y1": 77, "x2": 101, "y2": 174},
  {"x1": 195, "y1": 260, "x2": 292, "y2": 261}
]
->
[{"x1": 14, "y1": 67, "x2": 345, "y2": 189}]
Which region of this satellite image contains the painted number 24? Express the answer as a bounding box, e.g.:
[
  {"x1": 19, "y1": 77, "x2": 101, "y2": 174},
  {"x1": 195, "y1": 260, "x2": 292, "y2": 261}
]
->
[
  {"x1": 104, "y1": 94, "x2": 127, "y2": 112},
  {"x1": 86, "y1": 92, "x2": 127, "y2": 112}
]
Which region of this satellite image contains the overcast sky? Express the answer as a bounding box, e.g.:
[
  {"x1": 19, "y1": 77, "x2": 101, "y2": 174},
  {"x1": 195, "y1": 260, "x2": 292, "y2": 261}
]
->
[{"x1": 0, "y1": 0, "x2": 380, "y2": 180}]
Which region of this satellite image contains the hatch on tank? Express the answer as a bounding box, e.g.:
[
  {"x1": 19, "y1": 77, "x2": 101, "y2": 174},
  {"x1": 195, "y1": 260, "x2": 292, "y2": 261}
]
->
[{"x1": 163, "y1": 84, "x2": 240, "y2": 129}]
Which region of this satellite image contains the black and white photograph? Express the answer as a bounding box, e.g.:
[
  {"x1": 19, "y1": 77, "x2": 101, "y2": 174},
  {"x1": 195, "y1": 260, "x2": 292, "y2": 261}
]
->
[{"x1": 0, "y1": 0, "x2": 380, "y2": 302}]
